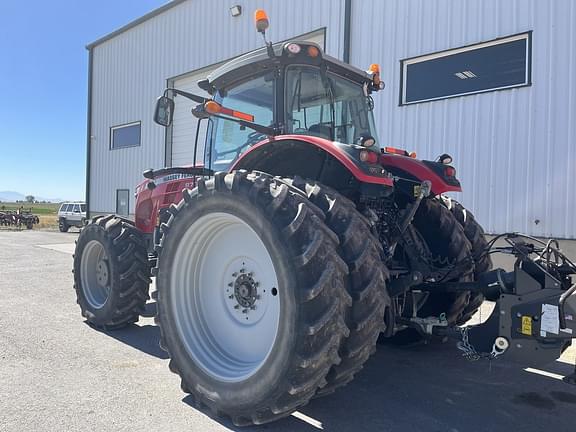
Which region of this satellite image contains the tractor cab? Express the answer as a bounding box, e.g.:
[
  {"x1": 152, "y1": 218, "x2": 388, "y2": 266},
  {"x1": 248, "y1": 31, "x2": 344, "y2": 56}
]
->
[{"x1": 199, "y1": 40, "x2": 382, "y2": 173}]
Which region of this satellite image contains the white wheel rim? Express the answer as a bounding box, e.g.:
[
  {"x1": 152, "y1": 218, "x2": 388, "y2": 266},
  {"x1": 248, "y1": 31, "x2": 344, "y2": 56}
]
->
[
  {"x1": 80, "y1": 240, "x2": 111, "y2": 309},
  {"x1": 171, "y1": 212, "x2": 281, "y2": 383}
]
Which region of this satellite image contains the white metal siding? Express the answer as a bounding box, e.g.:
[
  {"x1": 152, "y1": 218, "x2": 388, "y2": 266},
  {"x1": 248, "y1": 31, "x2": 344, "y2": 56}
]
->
[
  {"x1": 90, "y1": 0, "x2": 345, "y2": 214},
  {"x1": 350, "y1": 0, "x2": 576, "y2": 239}
]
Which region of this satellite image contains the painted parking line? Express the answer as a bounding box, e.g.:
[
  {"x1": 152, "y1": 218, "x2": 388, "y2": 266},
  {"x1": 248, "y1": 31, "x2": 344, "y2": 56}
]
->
[{"x1": 36, "y1": 243, "x2": 75, "y2": 254}]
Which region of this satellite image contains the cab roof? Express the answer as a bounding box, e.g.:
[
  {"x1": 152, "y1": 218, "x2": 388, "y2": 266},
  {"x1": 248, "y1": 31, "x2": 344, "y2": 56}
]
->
[{"x1": 200, "y1": 41, "x2": 372, "y2": 94}]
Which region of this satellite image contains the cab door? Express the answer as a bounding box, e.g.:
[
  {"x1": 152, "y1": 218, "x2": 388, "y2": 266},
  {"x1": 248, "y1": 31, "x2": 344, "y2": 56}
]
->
[{"x1": 204, "y1": 72, "x2": 276, "y2": 173}]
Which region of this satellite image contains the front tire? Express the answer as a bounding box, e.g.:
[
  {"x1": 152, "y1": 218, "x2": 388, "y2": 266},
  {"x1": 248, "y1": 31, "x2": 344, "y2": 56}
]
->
[
  {"x1": 155, "y1": 171, "x2": 351, "y2": 426},
  {"x1": 73, "y1": 215, "x2": 151, "y2": 329},
  {"x1": 58, "y1": 218, "x2": 69, "y2": 232}
]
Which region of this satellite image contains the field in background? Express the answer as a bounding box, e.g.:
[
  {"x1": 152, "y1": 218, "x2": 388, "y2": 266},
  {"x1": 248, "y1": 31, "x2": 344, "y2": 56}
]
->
[{"x1": 0, "y1": 202, "x2": 60, "y2": 229}]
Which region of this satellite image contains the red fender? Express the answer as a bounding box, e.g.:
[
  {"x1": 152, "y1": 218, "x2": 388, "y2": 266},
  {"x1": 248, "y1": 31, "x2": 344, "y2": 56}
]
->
[
  {"x1": 134, "y1": 170, "x2": 198, "y2": 233},
  {"x1": 380, "y1": 154, "x2": 462, "y2": 195},
  {"x1": 231, "y1": 135, "x2": 394, "y2": 186}
]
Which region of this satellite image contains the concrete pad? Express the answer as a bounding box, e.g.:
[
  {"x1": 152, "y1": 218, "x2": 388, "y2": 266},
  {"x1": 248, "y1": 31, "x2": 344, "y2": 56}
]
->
[
  {"x1": 1, "y1": 230, "x2": 575, "y2": 432},
  {"x1": 36, "y1": 243, "x2": 76, "y2": 255}
]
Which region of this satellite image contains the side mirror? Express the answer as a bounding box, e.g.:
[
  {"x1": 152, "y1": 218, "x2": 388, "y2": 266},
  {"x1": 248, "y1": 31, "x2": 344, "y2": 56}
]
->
[{"x1": 154, "y1": 96, "x2": 174, "y2": 127}]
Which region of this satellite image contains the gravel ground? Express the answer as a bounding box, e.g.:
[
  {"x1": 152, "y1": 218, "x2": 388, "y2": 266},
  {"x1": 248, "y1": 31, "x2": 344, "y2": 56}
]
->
[{"x1": 1, "y1": 230, "x2": 575, "y2": 432}]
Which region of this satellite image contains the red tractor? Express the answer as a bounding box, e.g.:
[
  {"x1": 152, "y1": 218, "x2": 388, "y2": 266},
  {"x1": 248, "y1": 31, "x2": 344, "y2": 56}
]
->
[{"x1": 74, "y1": 10, "x2": 576, "y2": 426}]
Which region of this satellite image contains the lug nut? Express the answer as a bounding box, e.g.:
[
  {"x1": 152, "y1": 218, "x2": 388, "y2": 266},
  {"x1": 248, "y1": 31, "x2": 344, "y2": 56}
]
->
[
  {"x1": 228, "y1": 282, "x2": 233, "y2": 287},
  {"x1": 234, "y1": 305, "x2": 239, "y2": 309},
  {"x1": 232, "y1": 272, "x2": 238, "y2": 277},
  {"x1": 255, "y1": 295, "x2": 261, "y2": 300},
  {"x1": 228, "y1": 295, "x2": 234, "y2": 299},
  {"x1": 250, "y1": 305, "x2": 256, "y2": 310},
  {"x1": 240, "y1": 269, "x2": 245, "y2": 274},
  {"x1": 242, "y1": 309, "x2": 248, "y2": 314},
  {"x1": 248, "y1": 272, "x2": 253, "y2": 277}
]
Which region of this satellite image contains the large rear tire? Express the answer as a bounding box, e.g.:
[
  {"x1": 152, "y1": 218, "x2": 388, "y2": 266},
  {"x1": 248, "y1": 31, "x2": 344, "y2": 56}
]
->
[
  {"x1": 73, "y1": 215, "x2": 151, "y2": 329},
  {"x1": 285, "y1": 178, "x2": 390, "y2": 397},
  {"x1": 411, "y1": 198, "x2": 476, "y2": 325},
  {"x1": 154, "y1": 171, "x2": 351, "y2": 426}
]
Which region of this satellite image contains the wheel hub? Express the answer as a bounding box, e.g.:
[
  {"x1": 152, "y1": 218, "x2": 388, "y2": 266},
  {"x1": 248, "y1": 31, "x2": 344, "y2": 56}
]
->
[
  {"x1": 96, "y1": 259, "x2": 109, "y2": 287},
  {"x1": 223, "y1": 260, "x2": 272, "y2": 324},
  {"x1": 234, "y1": 272, "x2": 259, "y2": 308}
]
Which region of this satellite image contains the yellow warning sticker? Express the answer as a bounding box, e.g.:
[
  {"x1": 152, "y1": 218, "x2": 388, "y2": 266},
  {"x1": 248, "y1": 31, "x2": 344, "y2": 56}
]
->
[{"x1": 521, "y1": 316, "x2": 532, "y2": 335}]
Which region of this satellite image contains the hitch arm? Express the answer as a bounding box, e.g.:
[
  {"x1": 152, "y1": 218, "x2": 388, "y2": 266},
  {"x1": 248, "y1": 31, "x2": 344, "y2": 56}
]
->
[
  {"x1": 398, "y1": 180, "x2": 431, "y2": 235},
  {"x1": 388, "y1": 180, "x2": 431, "y2": 254}
]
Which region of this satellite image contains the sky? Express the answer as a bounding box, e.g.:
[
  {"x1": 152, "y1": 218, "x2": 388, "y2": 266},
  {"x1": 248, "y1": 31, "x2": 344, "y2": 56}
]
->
[{"x1": 0, "y1": 0, "x2": 166, "y2": 201}]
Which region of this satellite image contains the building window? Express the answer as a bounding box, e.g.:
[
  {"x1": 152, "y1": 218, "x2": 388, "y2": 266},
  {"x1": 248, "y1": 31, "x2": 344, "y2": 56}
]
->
[
  {"x1": 400, "y1": 32, "x2": 532, "y2": 105},
  {"x1": 116, "y1": 189, "x2": 130, "y2": 216},
  {"x1": 110, "y1": 122, "x2": 141, "y2": 149}
]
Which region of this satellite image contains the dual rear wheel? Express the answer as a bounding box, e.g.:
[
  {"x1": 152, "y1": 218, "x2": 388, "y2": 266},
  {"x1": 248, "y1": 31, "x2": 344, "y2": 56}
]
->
[{"x1": 153, "y1": 171, "x2": 390, "y2": 425}]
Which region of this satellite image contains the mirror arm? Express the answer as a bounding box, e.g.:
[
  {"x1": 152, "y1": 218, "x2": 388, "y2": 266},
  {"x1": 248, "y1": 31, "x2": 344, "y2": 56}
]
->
[
  {"x1": 165, "y1": 88, "x2": 209, "y2": 104},
  {"x1": 211, "y1": 113, "x2": 279, "y2": 136}
]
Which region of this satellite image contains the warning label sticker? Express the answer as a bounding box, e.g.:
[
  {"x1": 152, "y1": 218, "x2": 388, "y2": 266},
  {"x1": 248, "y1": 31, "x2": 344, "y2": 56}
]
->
[
  {"x1": 521, "y1": 316, "x2": 532, "y2": 335},
  {"x1": 541, "y1": 304, "x2": 560, "y2": 335}
]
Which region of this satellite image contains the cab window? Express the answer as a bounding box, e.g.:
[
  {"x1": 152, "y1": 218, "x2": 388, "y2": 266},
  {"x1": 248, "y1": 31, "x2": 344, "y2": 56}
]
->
[
  {"x1": 206, "y1": 73, "x2": 275, "y2": 172},
  {"x1": 285, "y1": 66, "x2": 379, "y2": 146}
]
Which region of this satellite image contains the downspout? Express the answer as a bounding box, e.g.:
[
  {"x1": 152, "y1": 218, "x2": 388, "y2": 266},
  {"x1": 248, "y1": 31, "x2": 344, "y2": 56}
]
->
[
  {"x1": 343, "y1": 0, "x2": 352, "y2": 63},
  {"x1": 85, "y1": 47, "x2": 93, "y2": 218}
]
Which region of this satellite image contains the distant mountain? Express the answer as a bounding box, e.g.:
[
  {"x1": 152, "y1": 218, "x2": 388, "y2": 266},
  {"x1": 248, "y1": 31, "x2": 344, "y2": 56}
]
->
[
  {"x1": 0, "y1": 191, "x2": 65, "y2": 203},
  {"x1": 0, "y1": 191, "x2": 25, "y2": 202}
]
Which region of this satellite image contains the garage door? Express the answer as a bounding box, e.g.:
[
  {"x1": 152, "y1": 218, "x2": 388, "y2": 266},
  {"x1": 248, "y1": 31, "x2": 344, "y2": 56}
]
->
[
  {"x1": 170, "y1": 67, "x2": 214, "y2": 167},
  {"x1": 169, "y1": 28, "x2": 326, "y2": 167}
]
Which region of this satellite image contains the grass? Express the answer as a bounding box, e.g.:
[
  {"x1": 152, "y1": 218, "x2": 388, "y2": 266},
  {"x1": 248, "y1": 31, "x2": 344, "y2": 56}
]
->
[{"x1": 0, "y1": 202, "x2": 60, "y2": 230}]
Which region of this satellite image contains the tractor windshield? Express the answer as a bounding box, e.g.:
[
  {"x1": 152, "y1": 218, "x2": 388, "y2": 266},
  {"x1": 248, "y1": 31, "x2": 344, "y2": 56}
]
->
[{"x1": 285, "y1": 65, "x2": 379, "y2": 146}]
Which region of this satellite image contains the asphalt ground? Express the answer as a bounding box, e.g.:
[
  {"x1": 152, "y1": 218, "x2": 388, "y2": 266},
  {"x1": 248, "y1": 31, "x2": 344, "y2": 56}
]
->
[{"x1": 1, "y1": 229, "x2": 575, "y2": 432}]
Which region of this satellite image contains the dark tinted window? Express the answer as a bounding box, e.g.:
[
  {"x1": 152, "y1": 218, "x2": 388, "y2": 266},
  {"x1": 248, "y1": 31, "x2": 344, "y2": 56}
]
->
[
  {"x1": 111, "y1": 123, "x2": 141, "y2": 149},
  {"x1": 401, "y1": 33, "x2": 531, "y2": 105},
  {"x1": 116, "y1": 190, "x2": 130, "y2": 216},
  {"x1": 80, "y1": 204, "x2": 86, "y2": 212}
]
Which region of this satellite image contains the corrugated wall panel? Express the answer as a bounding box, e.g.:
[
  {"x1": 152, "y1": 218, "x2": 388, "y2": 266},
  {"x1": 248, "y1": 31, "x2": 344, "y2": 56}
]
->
[
  {"x1": 90, "y1": 0, "x2": 345, "y2": 214},
  {"x1": 351, "y1": 0, "x2": 576, "y2": 238}
]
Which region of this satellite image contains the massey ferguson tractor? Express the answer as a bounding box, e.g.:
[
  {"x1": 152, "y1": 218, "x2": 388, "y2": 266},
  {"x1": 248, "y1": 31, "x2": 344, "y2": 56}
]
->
[{"x1": 73, "y1": 10, "x2": 576, "y2": 426}]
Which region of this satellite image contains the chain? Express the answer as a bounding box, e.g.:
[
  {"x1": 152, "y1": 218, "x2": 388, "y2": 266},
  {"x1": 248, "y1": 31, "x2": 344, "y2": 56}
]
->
[{"x1": 456, "y1": 327, "x2": 506, "y2": 362}]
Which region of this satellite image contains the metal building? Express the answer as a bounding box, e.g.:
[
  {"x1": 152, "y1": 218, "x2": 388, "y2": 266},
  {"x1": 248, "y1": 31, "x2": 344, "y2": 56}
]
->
[{"x1": 86, "y1": 0, "x2": 576, "y2": 238}]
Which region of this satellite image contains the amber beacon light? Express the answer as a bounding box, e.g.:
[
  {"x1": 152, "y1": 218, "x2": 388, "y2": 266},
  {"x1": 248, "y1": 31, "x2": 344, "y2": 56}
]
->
[{"x1": 254, "y1": 9, "x2": 269, "y2": 33}]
